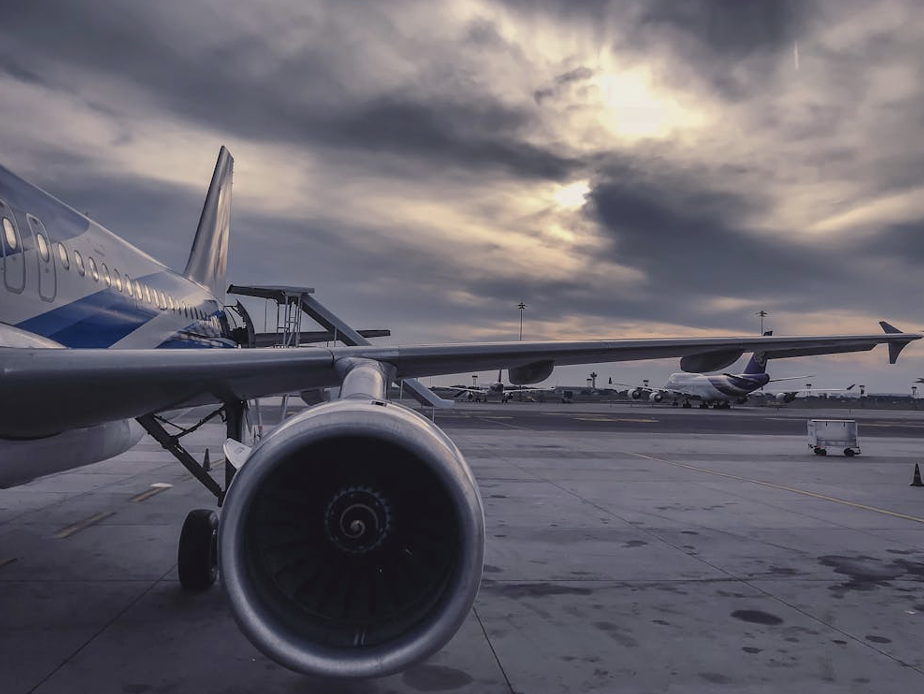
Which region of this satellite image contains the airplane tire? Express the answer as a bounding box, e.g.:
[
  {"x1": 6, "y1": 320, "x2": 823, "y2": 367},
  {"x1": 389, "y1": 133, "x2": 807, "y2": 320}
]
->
[
  {"x1": 844, "y1": 449, "x2": 856, "y2": 457},
  {"x1": 813, "y1": 447, "x2": 827, "y2": 456},
  {"x1": 178, "y1": 509, "x2": 219, "y2": 591}
]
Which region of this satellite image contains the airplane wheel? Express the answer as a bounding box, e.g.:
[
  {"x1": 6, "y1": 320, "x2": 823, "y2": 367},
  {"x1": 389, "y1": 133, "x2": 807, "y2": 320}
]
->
[
  {"x1": 813, "y1": 447, "x2": 827, "y2": 456},
  {"x1": 178, "y1": 509, "x2": 219, "y2": 591},
  {"x1": 844, "y1": 449, "x2": 856, "y2": 457}
]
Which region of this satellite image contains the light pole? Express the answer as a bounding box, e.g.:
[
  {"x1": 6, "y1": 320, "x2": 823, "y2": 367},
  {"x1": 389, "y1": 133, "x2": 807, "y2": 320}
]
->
[
  {"x1": 590, "y1": 371, "x2": 598, "y2": 389},
  {"x1": 517, "y1": 302, "x2": 527, "y2": 340},
  {"x1": 756, "y1": 310, "x2": 769, "y2": 335},
  {"x1": 913, "y1": 385, "x2": 918, "y2": 410}
]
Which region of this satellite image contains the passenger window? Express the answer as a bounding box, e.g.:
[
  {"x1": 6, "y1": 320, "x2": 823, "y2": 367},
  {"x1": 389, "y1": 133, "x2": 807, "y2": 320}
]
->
[
  {"x1": 101, "y1": 263, "x2": 111, "y2": 287},
  {"x1": 143, "y1": 285, "x2": 151, "y2": 303},
  {"x1": 36, "y1": 233, "x2": 50, "y2": 262},
  {"x1": 134, "y1": 280, "x2": 142, "y2": 300},
  {"x1": 125, "y1": 275, "x2": 133, "y2": 297},
  {"x1": 88, "y1": 256, "x2": 99, "y2": 282},
  {"x1": 73, "y1": 250, "x2": 86, "y2": 276},
  {"x1": 113, "y1": 269, "x2": 122, "y2": 292},
  {"x1": 3, "y1": 217, "x2": 18, "y2": 250},
  {"x1": 158, "y1": 291, "x2": 166, "y2": 309},
  {"x1": 56, "y1": 243, "x2": 70, "y2": 269}
]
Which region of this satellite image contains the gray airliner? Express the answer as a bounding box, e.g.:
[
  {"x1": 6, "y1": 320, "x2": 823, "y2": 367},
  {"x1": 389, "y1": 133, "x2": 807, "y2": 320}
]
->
[{"x1": 0, "y1": 147, "x2": 916, "y2": 679}]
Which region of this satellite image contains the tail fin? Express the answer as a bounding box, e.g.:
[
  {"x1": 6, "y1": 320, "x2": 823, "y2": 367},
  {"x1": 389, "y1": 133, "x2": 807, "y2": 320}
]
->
[
  {"x1": 184, "y1": 147, "x2": 233, "y2": 298},
  {"x1": 743, "y1": 330, "x2": 773, "y2": 375}
]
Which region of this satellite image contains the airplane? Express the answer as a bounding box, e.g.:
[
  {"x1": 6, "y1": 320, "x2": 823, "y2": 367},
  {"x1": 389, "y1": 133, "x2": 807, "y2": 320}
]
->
[
  {"x1": 623, "y1": 334, "x2": 872, "y2": 409},
  {"x1": 446, "y1": 370, "x2": 557, "y2": 402},
  {"x1": 754, "y1": 383, "x2": 858, "y2": 404},
  {"x1": 0, "y1": 147, "x2": 918, "y2": 680}
]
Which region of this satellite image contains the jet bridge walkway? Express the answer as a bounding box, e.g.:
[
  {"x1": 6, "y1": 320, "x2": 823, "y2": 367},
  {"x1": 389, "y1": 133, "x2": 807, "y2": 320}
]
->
[{"x1": 227, "y1": 284, "x2": 454, "y2": 409}]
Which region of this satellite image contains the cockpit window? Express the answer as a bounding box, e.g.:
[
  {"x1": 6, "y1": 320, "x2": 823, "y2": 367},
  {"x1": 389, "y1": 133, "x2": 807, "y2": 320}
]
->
[
  {"x1": 88, "y1": 256, "x2": 99, "y2": 282},
  {"x1": 73, "y1": 250, "x2": 86, "y2": 276},
  {"x1": 56, "y1": 243, "x2": 69, "y2": 269},
  {"x1": 125, "y1": 274, "x2": 133, "y2": 296},
  {"x1": 113, "y1": 269, "x2": 122, "y2": 292},
  {"x1": 101, "y1": 263, "x2": 111, "y2": 287}
]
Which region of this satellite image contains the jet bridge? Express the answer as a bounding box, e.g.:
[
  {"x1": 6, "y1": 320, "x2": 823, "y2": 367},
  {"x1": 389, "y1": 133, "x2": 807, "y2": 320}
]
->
[{"x1": 227, "y1": 284, "x2": 454, "y2": 409}]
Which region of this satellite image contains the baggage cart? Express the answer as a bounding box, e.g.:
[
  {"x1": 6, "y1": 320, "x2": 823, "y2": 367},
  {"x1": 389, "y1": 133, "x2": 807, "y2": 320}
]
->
[{"x1": 807, "y1": 419, "x2": 859, "y2": 457}]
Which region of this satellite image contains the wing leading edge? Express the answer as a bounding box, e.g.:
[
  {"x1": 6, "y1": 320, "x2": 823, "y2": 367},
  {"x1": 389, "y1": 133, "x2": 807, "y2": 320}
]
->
[{"x1": 0, "y1": 327, "x2": 916, "y2": 437}]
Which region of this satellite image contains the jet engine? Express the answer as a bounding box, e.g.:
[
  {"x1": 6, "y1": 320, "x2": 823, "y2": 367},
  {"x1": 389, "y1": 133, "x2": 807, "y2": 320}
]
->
[
  {"x1": 630, "y1": 388, "x2": 644, "y2": 400},
  {"x1": 648, "y1": 392, "x2": 664, "y2": 403},
  {"x1": 219, "y1": 399, "x2": 485, "y2": 679},
  {"x1": 776, "y1": 392, "x2": 798, "y2": 403}
]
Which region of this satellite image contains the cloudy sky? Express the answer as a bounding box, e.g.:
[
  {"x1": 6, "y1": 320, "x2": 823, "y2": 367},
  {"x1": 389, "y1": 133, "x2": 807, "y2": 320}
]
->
[{"x1": 2, "y1": 0, "x2": 923, "y2": 391}]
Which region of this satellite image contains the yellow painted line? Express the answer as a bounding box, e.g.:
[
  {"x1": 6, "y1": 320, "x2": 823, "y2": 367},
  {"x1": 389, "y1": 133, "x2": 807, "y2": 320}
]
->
[
  {"x1": 0, "y1": 557, "x2": 18, "y2": 571},
  {"x1": 628, "y1": 452, "x2": 924, "y2": 525},
  {"x1": 575, "y1": 417, "x2": 659, "y2": 423},
  {"x1": 130, "y1": 483, "x2": 172, "y2": 503},
  {"x1": 53, "y1": 512, "x2": 115, "y2": 539}
]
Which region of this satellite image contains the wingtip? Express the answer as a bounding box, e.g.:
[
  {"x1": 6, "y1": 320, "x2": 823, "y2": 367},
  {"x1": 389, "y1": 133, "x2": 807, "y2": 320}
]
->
[{"x1": 879, "y1": 320, "x2": 901, "y2": 334}]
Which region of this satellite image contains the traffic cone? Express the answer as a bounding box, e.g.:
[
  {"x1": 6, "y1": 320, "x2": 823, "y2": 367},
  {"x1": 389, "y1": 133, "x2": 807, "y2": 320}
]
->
[
  {"x1": 203, "y1": 449, "x2": 211, "y2": 472},
  {"x1": 911, "y1": 463, "x2": 923, "y2": 487}
]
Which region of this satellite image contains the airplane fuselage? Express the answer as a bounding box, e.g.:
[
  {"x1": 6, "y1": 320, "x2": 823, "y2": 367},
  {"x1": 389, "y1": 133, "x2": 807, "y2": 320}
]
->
[
  {"x1": 663, "y1": 371, "x2": 771, "y2": 402},
  {"x1": 0, "y1": 162, "x2": 233, "y2": 486}
]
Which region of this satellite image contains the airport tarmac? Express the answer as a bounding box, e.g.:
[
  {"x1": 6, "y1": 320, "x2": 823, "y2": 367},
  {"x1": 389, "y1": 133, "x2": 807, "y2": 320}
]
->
[{"x1": 3, "y1": 404, "x2": 924, "y2": 693}]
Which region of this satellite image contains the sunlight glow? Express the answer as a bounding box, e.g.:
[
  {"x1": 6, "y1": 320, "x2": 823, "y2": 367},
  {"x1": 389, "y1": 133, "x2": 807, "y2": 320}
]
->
[
  {"x1": 553, "y1": 180, "x2": 590, "y2": 209},
  {"x1": 594, "y1": 70, "x2": 704, "y2": 140}
]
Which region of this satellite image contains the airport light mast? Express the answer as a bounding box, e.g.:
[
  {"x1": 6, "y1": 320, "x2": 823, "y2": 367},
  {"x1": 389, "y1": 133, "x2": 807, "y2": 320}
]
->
[
  {"x1": 518, "y1": 302, "x2": 527, "y2": 340},
  {"x1": 756, "y1": 310, "x2": 769, "y2": 335}
]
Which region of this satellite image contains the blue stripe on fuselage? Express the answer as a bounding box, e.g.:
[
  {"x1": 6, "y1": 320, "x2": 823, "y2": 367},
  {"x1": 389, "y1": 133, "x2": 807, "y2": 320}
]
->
[
  {"x1": 17, "y1": 288, "x2": 157, "y2": 347},
  {"x1": 16, "y1": 270, "x2": 229, "y2": 349}
]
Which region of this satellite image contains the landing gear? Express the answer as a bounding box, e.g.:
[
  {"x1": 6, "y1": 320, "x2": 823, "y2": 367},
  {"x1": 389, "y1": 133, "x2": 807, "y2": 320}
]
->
[
  {"x1": 813, "y1": 447, "x2": 827, "y2": 456},
  {"x1": 699, "y1": 402, "x2": 710, "y2": 409},
  {"x1": 178, "y1": 509, "x2": 219, "y2": 590},
  {"x1": 682, "y1": 401, "x2": 692, "y2": 409},
  {"x1": 137, "y1": 400, "x2": 248, "y2": 593}
]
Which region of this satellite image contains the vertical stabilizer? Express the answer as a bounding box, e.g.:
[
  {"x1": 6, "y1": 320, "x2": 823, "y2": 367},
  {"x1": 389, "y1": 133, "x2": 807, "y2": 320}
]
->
[
  {"x1": 184, "y1": 147, "x2": 233, "y2": 298},
  {"x1": 743, "y1": 330, "x2": 773, "y2": 375}
]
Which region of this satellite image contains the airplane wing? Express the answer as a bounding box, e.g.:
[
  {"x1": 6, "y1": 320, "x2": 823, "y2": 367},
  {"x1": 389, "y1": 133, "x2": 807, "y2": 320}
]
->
[
  {"x1": 0, "y1": 329, "x2": 916, "y2": 436},
  {"x1": 767, "y1": 374, "x2": 813, "y2": 383}
]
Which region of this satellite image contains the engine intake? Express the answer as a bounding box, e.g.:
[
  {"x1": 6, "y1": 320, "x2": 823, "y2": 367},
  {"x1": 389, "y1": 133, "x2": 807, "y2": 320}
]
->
[{"x1": 219, "y1": 400, "x2": 484, "y2": 679}]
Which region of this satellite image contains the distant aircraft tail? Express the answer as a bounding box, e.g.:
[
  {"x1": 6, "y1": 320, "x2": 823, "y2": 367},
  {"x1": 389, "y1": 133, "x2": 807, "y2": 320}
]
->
[
  {"x1": 184, "y1": 146, "x2": 233, "y2": 299},
  {"x1": 743, "y1": 330, "x2": 773, "y2": 375}
]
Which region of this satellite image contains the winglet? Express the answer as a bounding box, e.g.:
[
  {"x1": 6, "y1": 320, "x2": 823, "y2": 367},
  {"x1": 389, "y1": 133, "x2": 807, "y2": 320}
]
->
[{"x1": 880, "y1": 321, "x2": 912, "y2": 364}]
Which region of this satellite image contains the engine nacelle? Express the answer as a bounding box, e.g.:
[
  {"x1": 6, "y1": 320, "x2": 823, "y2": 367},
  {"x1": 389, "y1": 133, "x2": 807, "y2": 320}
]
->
[
  {"x1": 630, "y1": 388, "x2": 643, "y2": 400},
  {"x1": 776, "y1": 392, "x2": 797, "y2": 403},
  {"x1": 219, "y1": 400, "x2": 485, "y2": 679},
  {"x1": 648, "y1": 392, "x2": 664, "y2": 403}
]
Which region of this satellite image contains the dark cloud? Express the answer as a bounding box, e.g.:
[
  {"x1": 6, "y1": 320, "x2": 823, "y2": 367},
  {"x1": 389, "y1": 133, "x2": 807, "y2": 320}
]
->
[
  {"x1": 639, "y1": 0, "x2": 807, "y2": 58},
  {"x1": 0, "y1": 1, "x2": 575, "y2": 181}
]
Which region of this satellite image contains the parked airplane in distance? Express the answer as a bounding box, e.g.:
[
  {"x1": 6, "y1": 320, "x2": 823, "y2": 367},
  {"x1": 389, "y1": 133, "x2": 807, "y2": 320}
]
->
[
  {"x1": 624, "y1": 335, "x2": 866, "y2": 408},
  {"x1": 447, "y1": 370, "x2": 556, "y2": 402},
  {"x1": 0, "y1": 148, "x2": 918, "y2": 680}
]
